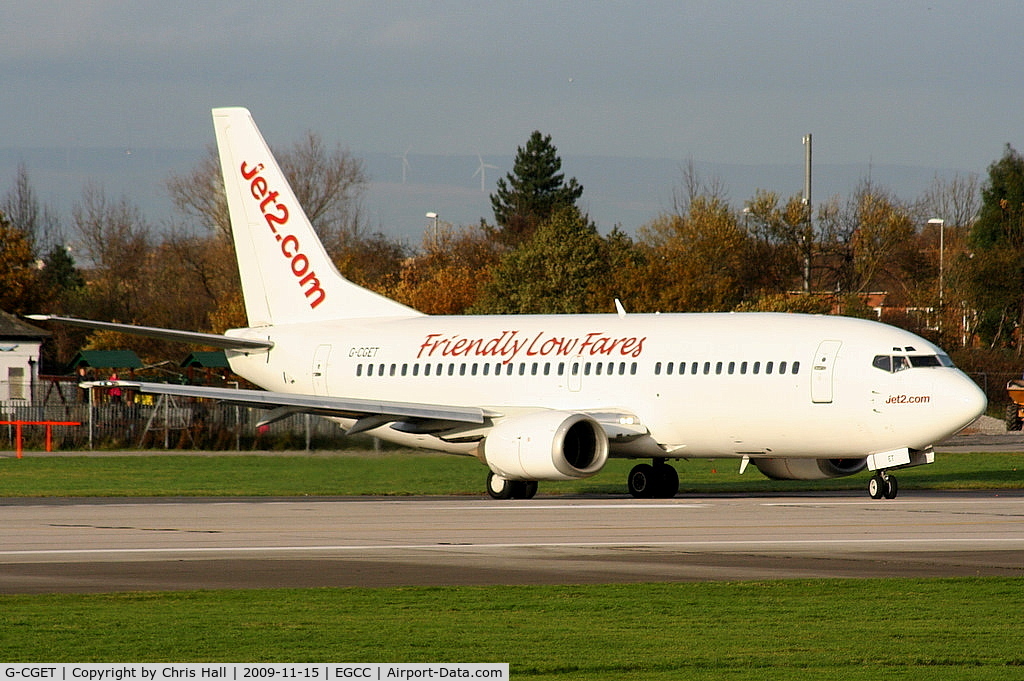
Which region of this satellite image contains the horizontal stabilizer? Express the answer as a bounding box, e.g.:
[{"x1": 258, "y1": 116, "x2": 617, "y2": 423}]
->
[{"x1": 26, "y1": 315, "x2": 273, "y2": 350}]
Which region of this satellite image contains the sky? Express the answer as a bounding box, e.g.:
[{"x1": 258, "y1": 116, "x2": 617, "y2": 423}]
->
[{"x1": 1, "y1": 1, "x2": 1023, "y2": 236}]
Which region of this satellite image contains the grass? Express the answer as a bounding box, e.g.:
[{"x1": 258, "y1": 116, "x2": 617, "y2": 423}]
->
[
  {"x1": 0, "y1": 450, "x2": 1021, "y2": 497},
  {"x1": 1, "y1": 579, "x2": 1022, "y2": 679}
]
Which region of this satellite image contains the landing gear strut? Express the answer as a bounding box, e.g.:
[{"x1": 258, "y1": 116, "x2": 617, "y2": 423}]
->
[
  {"x1": 868, "y1": 471, "x2": 898, "y2": 500},
  {"x1": 486, "y1": 471, "x2": 538, "y2": 500},
  {"x1": 627, "y1": 459, "x2": 679, "y2": 499}
]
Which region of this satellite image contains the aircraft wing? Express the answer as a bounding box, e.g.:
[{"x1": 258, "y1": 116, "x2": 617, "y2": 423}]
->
[
  {"x1": 26, "y1": 315, "x2": 273, "y2": 350},
  {"x1": 82, "y1": 380, "x2": 488, "y2": 435}
]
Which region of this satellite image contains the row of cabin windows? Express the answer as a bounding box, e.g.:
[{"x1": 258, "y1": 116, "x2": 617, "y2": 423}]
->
[
  {"x1": 654, "y1": 360, "x2": 800, "y2": 376},
  {"x1": 357, "y1": 361, "x2": 638, "y2": 378},
  {"x1": 355, "y1": 359, "x2": 799, "y2": 378}
]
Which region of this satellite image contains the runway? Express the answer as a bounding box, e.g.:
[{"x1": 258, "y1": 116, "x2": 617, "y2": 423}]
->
[{"x1": 1, "y1": 491, "x2": 1022, "y2": 593}]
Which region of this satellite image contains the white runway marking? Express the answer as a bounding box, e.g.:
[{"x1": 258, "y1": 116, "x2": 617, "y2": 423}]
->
[{"x1": 3, "y1": 535, "x2": 1024, "y2": 558}]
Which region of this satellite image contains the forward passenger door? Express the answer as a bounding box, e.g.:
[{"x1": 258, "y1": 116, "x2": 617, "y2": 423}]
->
[{"x1": 811, "y1": 340, "x2": 842, "y2": 403}]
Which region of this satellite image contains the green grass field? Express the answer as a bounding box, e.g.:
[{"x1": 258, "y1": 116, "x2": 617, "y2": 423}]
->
[
  {"x1": 1, "y1": 451, "x2": 1022, "y2": 678},
  {"x1": 0, "y1": 450, "x2": 1022, "y2": 497},
  {"x1": 1, "y1": 580, "x2": 1022, "y2": 679}
]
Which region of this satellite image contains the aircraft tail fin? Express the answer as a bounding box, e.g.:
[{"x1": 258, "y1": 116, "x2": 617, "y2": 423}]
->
[{"x1": 212, "y1": 107, "x2": 421, "y2": 326}]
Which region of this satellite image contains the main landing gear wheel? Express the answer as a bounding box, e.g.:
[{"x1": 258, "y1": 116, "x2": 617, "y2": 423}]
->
[
  {"x1": 868, "y1": 473, "x2": 898, "y2": 500},
  {"x1": 486, "y1": 472, "x2": 538, "y2": 500},
  {"x1": 627, "y1": 461, "x2": 679, "y2": 499}
]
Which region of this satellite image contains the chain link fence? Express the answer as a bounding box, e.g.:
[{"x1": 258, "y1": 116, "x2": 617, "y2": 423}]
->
[{"x1": 0, "y1": 377, "x2": 359, "y2": 452}]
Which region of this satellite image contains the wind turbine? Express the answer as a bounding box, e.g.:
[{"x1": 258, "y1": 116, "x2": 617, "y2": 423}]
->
[
  {"x1": 394, "y1": 146, "x2": 411, "y2": 184},
  {"x1": 472, "y1": 153, "x2": 498, "y2": 192}
]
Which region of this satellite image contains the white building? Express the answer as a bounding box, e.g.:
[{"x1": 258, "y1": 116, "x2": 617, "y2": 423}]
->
[{"x1": 0, "y1": 311, "x2": 48, "y2": 404}]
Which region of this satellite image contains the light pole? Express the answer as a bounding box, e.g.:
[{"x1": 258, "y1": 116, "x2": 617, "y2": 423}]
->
[
  {"x1": 426, "y1": 212, "x2": 439, "y2": 248},
  {"x1": 928, "y1": 218, "x2": 945, "y2": 330},
  {"x1": 801, "y1": 134, "x2": 813, "y2": 293}
]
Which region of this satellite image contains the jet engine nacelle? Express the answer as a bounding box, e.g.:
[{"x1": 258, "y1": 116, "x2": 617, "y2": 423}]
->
[
  {"x1": 752, "y1": 457, "x2": 867, "y2": 481},
  {"x1": 482, "y1": 411, "x2": 609, "y2": 481}
]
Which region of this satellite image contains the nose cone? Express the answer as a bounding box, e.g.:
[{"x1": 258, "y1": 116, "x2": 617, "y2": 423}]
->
[{"x1": 942, "y1": 370, "x2": 988, "y2": 436}]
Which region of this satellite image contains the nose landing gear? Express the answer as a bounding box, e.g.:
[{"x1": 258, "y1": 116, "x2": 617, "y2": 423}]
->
[{"x1": 864, "y1": 448, "x2": 933, "y2": 500}]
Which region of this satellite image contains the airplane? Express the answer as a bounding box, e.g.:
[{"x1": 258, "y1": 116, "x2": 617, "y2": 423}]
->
[{"x1": 31, "y1": 107, "x2": 988, "y2": 500}]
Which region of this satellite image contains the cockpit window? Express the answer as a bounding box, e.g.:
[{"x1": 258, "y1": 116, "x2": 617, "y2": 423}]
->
[{"x1": 872, "y1": 353, "x2": 954, "y2": 373}]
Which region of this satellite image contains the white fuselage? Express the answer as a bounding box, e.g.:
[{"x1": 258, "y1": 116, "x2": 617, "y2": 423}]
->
[{"x1": 225, "y1": 312, "x2": 987, "y2": 461}]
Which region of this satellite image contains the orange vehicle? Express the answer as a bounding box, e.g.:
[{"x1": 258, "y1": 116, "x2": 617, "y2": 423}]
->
[{"x1": 1006, "y1": 379, "x2": 1024, "y2": 430}]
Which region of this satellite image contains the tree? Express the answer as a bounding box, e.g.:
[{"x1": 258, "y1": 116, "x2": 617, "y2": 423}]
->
[
  {"x1": 0, "y1": 210, "x2": 39, "y2": 314},
  {"x1": 390, "y1": 224, "x2": 500, "y2": 314},
  {"x1": 1, "y1": 162, "x2": 62, "y2": 253},
  {"x1": 278, "y1": 131, "x2": 369, "y2": 251},
  {"x1": 815, "y1": 180, "x2": 920, "y2": 298},
  {"x1": 630, "y1": 197, "x2": 752, "y2": 313},
  {"x1": 970, "y1": 145, "x2": 1024, "y2": 250},
  {"x1": 490, "y1": 131, "x2": 583, "y2": 244},
  {"x1": 473, "y1": 207, "x2": 609, "y2": 314},
  {"x1": 734, "y1": 292, "x2": 832, "y2": 314},
  {"x1": 37, "y1": 244, "x2": 84, "y2": 303},
  {"x1": 0, "y1": 165, "x2": 67, "y2": 316},
  {"x1": 918, "y1": 172, "x2": 980, "y2": 234},
  {"x1": 743, "y1": 189, "x2": 811, "y2": 294},
  {"x1": 670, "y1": 159, "x2": 730, "y2": 216},
  {"x1": 71, "y1": 184, "x2": 153, "y2": 325},
  {"x1": 332, "y1": 230, "x2": 409, "y2": 294},
  {"x1": 962, "y1": 145, "x2": 1024, "y2": 349},
  {"x1": 913, "y1": 173, "x2": 980, "y2": 345},
  {"x1": 165, "y1": 145, "x2": 230, "y2": 240}
]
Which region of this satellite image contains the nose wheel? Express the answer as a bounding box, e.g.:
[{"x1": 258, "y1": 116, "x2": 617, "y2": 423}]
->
[{"x1": 868, "y1": 472, "x2": 898, "y2": 500}]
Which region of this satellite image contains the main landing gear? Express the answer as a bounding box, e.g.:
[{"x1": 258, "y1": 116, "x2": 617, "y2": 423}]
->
[
  {"x1": 868, "y1": 471, "x2": 899, "y2": 500},
  {"x1": 486, "y1": 471, "x2": 538, "y2": 500},
  {"x1": 627, "y1": 459, "x2": 679, "y2": 499}
]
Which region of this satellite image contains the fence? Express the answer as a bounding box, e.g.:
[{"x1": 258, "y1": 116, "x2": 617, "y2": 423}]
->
[{"x1": 0, "y1": 399, "x2": 357, "y2": 452}]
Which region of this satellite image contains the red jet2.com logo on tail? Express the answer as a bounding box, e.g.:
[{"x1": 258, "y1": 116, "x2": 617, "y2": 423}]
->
[{"x1": 240, "y1": 161, "x2": 326, "y2": 309}]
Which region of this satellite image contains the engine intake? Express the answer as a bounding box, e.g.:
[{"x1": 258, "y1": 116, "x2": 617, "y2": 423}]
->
[
  {"x1": 752, "y1": 457, "x2": 867, "y2": 481},
  {"x1": 482, "y1": 411, "x2": 609, "y2": 481}
]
